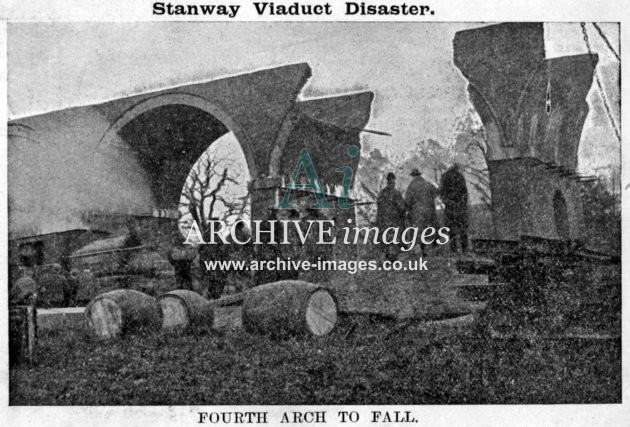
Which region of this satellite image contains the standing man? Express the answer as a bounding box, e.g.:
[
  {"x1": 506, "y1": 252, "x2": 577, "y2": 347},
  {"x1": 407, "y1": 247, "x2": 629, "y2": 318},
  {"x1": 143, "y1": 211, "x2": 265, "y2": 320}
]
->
[
  {"x1": 405, "y1": 168, "x2": 438, "y2": 255},
  {"x1": 376, "y1": 172, "x2": 406, "y2": 261},
  {"x1": 168, "y1": 227, "x2": 197, "y2": 291},
  {"x1": 198, "y1": 219, "x2": 229, "y2": 299},
  {"x1": 439, "y1": 163, "x2": 469, "y2": 254},
  {"x1": 230, "y1": 222, "x2": 253, "y2": 292}
]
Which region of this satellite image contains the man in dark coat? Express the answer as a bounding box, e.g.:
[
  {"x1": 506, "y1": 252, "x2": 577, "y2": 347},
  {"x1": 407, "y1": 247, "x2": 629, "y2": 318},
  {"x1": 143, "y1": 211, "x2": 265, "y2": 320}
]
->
[
  {"x1": 439, "y1": 163, "x2": 469, "y2": 253},
  {"x1": 168, "y1": 226, "x2": 197, "y2": 291},
  {"x1": 405, "y1": 168, "x2": 438, "y2": 255},
  {"x1": 229, "y1": 222, "x2": 254, "y2": 291},
  {"x1": 405, "y1": 169, "x2": 438, "y2": 228},
  {"x1": 376, "y1": 172, "x2": 406, "y2": 260},
  {"x1": 377, "y1": 172, "x2": 406, "y2": 228},
  {"x1": 199, "y1": 226, "x2": 230, "y2": 299}
]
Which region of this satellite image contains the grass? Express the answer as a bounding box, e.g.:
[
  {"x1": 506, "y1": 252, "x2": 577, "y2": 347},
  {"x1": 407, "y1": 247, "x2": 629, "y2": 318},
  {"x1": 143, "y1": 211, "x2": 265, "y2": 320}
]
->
[{"x1": 9, "y1": 314, "x2": 621, "y2": 405}]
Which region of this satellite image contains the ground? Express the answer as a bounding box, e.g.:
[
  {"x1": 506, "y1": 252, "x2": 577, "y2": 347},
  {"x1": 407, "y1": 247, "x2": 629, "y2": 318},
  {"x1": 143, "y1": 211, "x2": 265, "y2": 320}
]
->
[
  {"x1": 10, "y1": 257, "x2": 621, "y2": 405},
  {"x1": 9, "y1": 310, "x2": 620, "y2": 405}
]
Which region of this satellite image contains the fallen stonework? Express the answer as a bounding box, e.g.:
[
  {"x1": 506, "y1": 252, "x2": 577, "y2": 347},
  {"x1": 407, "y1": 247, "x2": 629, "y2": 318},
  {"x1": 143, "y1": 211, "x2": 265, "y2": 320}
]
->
[{"x1": 37, "y1": 307, "x2": 85, "y2": 332}]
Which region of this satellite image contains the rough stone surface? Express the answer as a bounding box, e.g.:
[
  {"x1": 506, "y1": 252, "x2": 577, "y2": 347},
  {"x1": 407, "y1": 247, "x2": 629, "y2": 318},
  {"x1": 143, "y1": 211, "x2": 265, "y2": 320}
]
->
[
  {"x1": 488, "y1": 158, "x2": 584, "y2": 240},
  {"x1": 454, "y1": 23, "x2": 597, "y2": 169},
  {"x1": 37, "y1": 307, "x2": 85, "y2": 331},
  {"x1": 453, "y1": 23, "x2": 596, "y2": 240}
]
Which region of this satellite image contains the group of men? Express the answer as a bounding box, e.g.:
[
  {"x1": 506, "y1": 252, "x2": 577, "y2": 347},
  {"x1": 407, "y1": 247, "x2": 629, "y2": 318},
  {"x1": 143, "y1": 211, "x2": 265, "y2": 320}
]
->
[
  {"x1": 376, "y1": 164, "x2": 469, "y2": 259},
  {"x1": 173, "y1": 165, "x2": 468, "y2": 296}
]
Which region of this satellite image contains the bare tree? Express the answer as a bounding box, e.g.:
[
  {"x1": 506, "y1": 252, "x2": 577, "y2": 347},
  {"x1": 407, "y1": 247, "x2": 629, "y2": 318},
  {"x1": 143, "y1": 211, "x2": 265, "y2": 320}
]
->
[
  {"x1": 353, "y1": 109, "x2": 492, "y2": 223},
  {"x1": 178, "y1": 152, "x2": 251, "y2": 238}
]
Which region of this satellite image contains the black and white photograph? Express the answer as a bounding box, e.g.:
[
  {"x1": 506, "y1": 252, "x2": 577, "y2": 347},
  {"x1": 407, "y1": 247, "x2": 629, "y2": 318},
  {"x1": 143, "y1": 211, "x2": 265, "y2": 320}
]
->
[{"x1": 1, "y1": 3, "x2": 626, "y2": 425}]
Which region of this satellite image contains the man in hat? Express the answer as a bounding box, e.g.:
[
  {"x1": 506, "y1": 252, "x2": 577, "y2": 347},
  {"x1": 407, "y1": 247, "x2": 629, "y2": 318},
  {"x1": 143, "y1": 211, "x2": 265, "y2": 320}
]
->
[
  {"x1": 439, "y1": 163, "x2": 469, "y2": 253},
  {"x1": 405, "y1": 168, "x2": 438, "y2": 255},
  {"x1": 376, "y1": 172, "x2": 406, "y2": 261}
]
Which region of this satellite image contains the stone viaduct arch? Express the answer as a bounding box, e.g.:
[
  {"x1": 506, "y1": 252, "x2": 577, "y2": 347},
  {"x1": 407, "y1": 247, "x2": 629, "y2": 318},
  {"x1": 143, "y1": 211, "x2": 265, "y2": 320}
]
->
[
  {"x1": 8, "y1": 63, "x2": 375, "y2": 236},
  {"x1": 454, "y1": 23, "x2": 597, "y2": 240},
  {"x1": 98, "y1": 92, "x2": 258, "y2": 180}
]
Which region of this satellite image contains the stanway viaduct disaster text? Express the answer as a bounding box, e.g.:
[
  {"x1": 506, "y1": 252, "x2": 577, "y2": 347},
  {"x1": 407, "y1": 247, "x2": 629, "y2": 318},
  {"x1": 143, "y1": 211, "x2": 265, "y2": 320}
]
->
[{"x1": 152, "y1": 2, "x2": 435, "y2": 17}]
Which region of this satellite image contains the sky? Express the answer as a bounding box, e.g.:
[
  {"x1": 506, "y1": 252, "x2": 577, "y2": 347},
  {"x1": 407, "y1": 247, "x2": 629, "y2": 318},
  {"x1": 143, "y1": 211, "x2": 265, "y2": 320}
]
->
[{"x1": 7, "y1": 22, "x2": 620, "y2": 177}]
